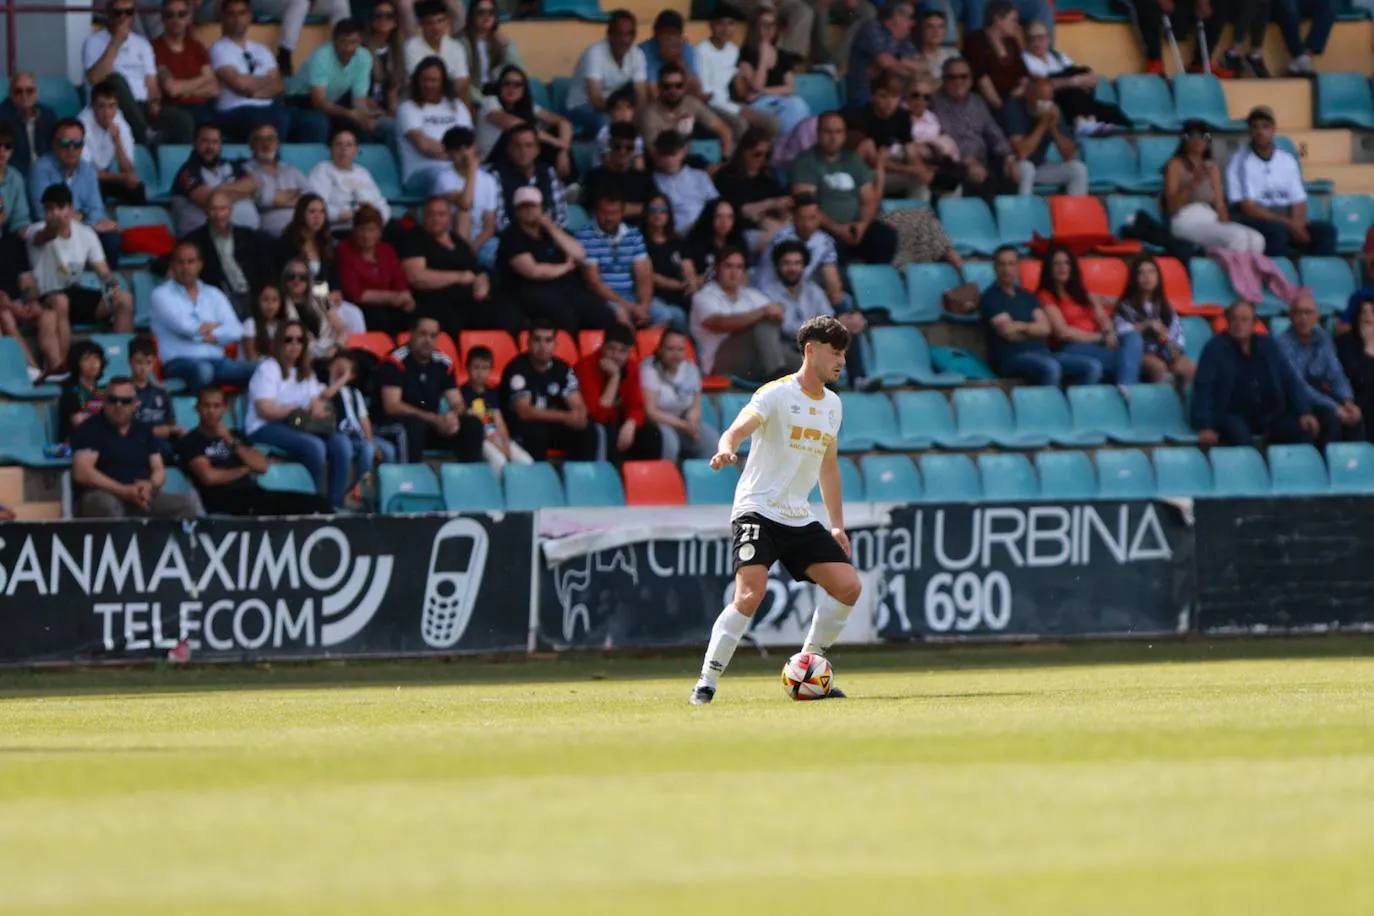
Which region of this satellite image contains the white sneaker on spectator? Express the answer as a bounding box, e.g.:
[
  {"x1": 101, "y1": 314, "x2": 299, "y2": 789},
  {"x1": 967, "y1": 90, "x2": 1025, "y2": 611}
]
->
[{"x1": 1287, "y1": 53, "x2": 1314, "y2": 75}]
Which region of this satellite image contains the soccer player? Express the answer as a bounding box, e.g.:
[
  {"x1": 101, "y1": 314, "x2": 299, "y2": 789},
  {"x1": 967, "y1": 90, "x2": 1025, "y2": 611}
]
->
[{"x1": 689, "y1": 315, "x2": 862, "y2": 705}]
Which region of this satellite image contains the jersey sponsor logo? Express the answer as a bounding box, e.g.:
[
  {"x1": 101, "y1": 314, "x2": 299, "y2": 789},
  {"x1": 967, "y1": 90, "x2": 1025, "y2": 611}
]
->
[{"x1": 787, "y1": 423, "x2": 835, "y2": 452}]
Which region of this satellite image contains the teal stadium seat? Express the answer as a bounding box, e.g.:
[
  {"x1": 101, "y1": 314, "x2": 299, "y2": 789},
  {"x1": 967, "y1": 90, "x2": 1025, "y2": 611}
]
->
[
  {"x1": 953, "y1": 387, "x2": 1050, "y2": 449},
  {"x1": 504, "y1": 462, "x2": 565, "y2": 509},
  {"x1": 571, "y1": 140, "x2": 594, "y2": 176},
  {"x1": 37, "y1": 75, "x2": 81, "y2": 118},
  {"x1": 1329, "y1": 194, "x2": 1374, "y2": 253},
  {"x1": 277, "y1": 143, "x2": 330, "y2": 175},
  {"x1": 1116, "y1": 74, "x2": 1179, "y2": 130},
  {"x1": 689, "y1": 139, "x2": 722, "y2": 164},
  {"x1": 357, "y1": 144, "x2": 409, "y2": 201},
  {"x1": 1135, "y1": 135, "x2": 1179, "y2": 191},
  {"x1": 716, "y1": 392, "x2": 752, "y2": 453},
  {"x1": 937, "y1": 197, "x2": 1000, "y2": 255},
  {"x1": 131, "y1": 145, "x2": 161, "y2": 200},
  {"x1": 1276, "y1": 136, "x2": 1333, "y2": 195},
  {"x1": 837, "y1": 392, "x2": 900, "y2": 451},
  {"x1": 699, "y1": 396, "x2": 722, "y2": 435},
  {"x1": 995, "y1": 194, "x2": 1052, "y2": 248},
  {"x1": 1267, "y1": 444, "x2": 1329, "y2": 494},
  {"x1": 1300, "y1": 256, "x2": 1356, "y2": 314},
  {"x1": 900, "y1": 262, "x2": 960, "y2": 323},
  {"x1": 919, "y1": 454, "x2": 981, "y2": 502},
  {"x1": 1095, "y1": 449, "x2": 1156, "y2": 499},
  {"x1": 880, "y1": 198, "x2": 929, "y2": 214},
  {"x1": 528, "y1": 79, "x2": 551, "y2": 111},
  {"x1": 862, "y1": 326, "x2": 964, "y2": 386},
  {"x1": 1256, "y1": 257, "x2": 1300, "y2": 317},
  {"x1": 793, "y1": 72, "x2": 840, "y2": 115},
  {"x1": 155, "y1": 144, "x2": 190, "y2": 196},
  {"x1": 1326, "y1": 441, "x2": 1374, "y2": 493},
  {"x1": 1171, "y1": 74, "x2": 1243, "y2": 130},
  {"x1": 1126, "y1": 384, "x2": 1198, "y2": 443},
  {"x1": 1107, "y1": 194, "x2": 1162, "y2": 236},
  {"x1": 441, "y1": 463, "x2": 505, "y2": 511},
  {"x1": 1080, "y1": 136, "x2": 1149, "y2": 193},
  {"x1": 1095, "y1": 76, "x2": 1118, "y2": 104},
  {"x1": 1057, "y1": 0, "x2": 1129, "y2": 20},
  {"x1": 977, "y1": 453, "x2": 1039, "y2": 501},
  {"x1": 1316, "y1": 73, "x2": 1374, "y2": 128},
  {"x1": 562, "y1": 460, "x2": 626, "y2": 506},
  {"x1": 89, "y1": 333, "x2": 134, "y2": 384},
  {"x1": 0, "y1": 338, "x2": 59, "y2": 400},
  {"x1": 1208, "y1": 446, "x2": 1270, "y2": 497},
  {"x1": 860, "y1": 455, "x2": 923, "y2": 502},
  {"x1": 133, "y1": 270, "x2": 159, "y2": 329},
  {"x1": 892, "y1": 390, "x2": 988, "y2": 449},
  {"x1": 847, "y1": 264, "x2": 906, "y2": 317},
  {"x1": 1011, "y1": 385, "x2": 1107, "y2": 446},
  {"x1": 548, "y1": 77, "x2": 572, "y2": 113},
  {"x1": 683, "y1": 459, "x2": 739, "y2": 504},
  {"x1": 539, "y1": 0, "x2": 609, "y2": 20},
  {"x1": 0, "y1": 402, "x2": 66, "y2": 467},
  {"x1": 1068, "y1": 385, "x2": 1163, "y2": 445},
  {"x1": 171, "y1": 395, "x2": 199, "y2": 431},
  {"x1": 1035, "y1": 450, "x2": 1097, "y2": 500},
  {"x1": 565, "y1": 203, "x2": 591, "y2": 231},
  {"x1": 1153, "y1": 446, "x2": 1213, "y2": 496},
  {"x1": 161, "y1": 466, "x2": 194, "y2": 494},
  {"x1": 257, "y1": 463, "x2": 316, "y2": 494},
  {"x1": 959, "y1": 260, "x2": 995, "y2": 291},
  {"x1": 809, "y1": 456, "x2": 863, "y2": 502},
  {"x1": 378, "y1": 464, "x2": 443, "y2": 513},
  {"x1": 1189, "y1": 256, "x2": 1235, "y2": 309}
]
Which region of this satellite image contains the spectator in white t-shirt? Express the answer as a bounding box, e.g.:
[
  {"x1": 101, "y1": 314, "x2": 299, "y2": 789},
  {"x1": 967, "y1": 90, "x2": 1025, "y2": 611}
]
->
[
  {"x1": 309, "y1": 127, "x2": 391, "y2": 230},
  {"x1": 433, "y1": 126, "x2": 500, "y2": 268},
  {"x1": 398, "y1": 56, "x2": 474, "y2": 196},
  {"x1": 641, "y1": 327, "x2": 716, "y2": 462},
  {"x1": 78, "y1": 80, "x2": 144, "y2": 206},
  {"x1": 211, "y1": 0, "x2": 328, "y2": 143},
  {"x1": 565, "y1": 10, "x2": 649, "y2": 135},
  {"x1": 81, "y1": 0, "x2": 193, "y2": 145},
  {"x1": 689, "y1": 245, "x2": 795, "y2": 380},
  {"x1": 402, "y1": 0, "x2": 470, "y2": 101},
  {"x1": 27, "y1": 184, "x2": 134, "y2": 357},
  {"x1": 694, "y1": 5, "x2": 778, "y2": 139}
]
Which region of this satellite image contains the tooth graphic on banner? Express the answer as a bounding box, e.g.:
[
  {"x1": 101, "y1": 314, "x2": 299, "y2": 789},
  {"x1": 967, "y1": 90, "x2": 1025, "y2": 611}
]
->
[
  {"x1": 420, "y1": 518, "x2": 490, "y2": 649},
  {"x1": 554, "y1": 555, "x2": 593, "y2": 642}
]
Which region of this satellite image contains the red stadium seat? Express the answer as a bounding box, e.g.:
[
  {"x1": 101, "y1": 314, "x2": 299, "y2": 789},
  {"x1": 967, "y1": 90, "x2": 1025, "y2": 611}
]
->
[
  {"x1": 578, "y1": 329, "x2": 605, "y2": 357},
  {"x1": 1080, "y1": 258, "x2": 1129, "y2": 300},
  {"x1": 346, "y1": 331, "x2": 396, "y2": 361},
  {"x1": 519, "y1": 329, "x2": 579, "y2": 365},
  {"x1": 622, "y1": 460, "x2": 686, "y2": 505},
  {"x1": 1156, "y1": 257, "x2": 1217, "y2": 316},
  {"x1": 1019, "y1": 259, "x2": 1042, "y2": 291},
  {"x1": 458, "y1": 331, "x2": 517, "y2": 382},
  {"x1": 1048, "y1": 196, "x2": 1141, "y2": 255}
]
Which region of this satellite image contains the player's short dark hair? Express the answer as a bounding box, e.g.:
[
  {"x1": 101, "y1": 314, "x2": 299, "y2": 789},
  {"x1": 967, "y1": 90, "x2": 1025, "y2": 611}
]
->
[
  {"x1": 603, "y1": 324, "x2": 635, "y2": 348},
  {"x1": 771, "y1": 238, "x2": 810, "y2": 269},
  {"x1": 797, "y1": 315, "x2": 851, "y2": 353},
  {"x1": 466, "y1": 345, "x2": 493, "y2": 367},
  {"x1": 528, "y1": 316, "x2": 559, "y2": 337},
  {"x1": 128, "y1": 335, "x2": 157, "y2": 360},
  {"x1": 196, "y1": 384, "x2": 226, "y2": 404},
  {"x1": 442, "y1": 125, "x2": 475, "y2": 150},
  {"x1": 91, "y1": 80, "x2": 120, "y2": 104},
  {"x1": 41, "y1": 183, "x2": 73, "y2": 206}
]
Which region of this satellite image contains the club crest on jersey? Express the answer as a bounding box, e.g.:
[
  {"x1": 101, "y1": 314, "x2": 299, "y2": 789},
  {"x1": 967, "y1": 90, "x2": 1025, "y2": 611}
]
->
[
  {"x1": 738, "y1": 544, "x2": 756, "y2": 561},
  {"x1": 790, "y1": 405, "x2": 801, "y2": 415}
]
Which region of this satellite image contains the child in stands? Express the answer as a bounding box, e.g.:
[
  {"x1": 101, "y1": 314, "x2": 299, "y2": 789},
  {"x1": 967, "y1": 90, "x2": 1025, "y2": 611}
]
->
[{"x1": 461, "y1": 345, "x2": 532, "y2": 474}]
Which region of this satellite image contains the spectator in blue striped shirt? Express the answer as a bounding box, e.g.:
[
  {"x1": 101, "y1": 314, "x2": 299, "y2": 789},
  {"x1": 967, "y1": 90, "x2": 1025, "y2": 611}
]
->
[{"x1": 574, "y1": 192, "x2": 687, "y2": 331}]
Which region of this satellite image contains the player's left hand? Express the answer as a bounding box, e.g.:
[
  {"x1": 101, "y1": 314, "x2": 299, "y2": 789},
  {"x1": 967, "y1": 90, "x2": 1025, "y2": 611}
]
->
[{"x1": 830, "y1": 527, "x2": 851, "y2": 558}]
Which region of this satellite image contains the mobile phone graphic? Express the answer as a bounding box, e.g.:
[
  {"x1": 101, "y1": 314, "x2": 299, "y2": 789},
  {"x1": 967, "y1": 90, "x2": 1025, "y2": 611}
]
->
[{"x1": 420, "y1": 518, "x2": 490, "y2": 649}]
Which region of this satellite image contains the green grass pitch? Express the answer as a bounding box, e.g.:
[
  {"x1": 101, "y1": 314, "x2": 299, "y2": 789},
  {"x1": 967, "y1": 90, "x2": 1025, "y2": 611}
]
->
[{"x1": 1, "y1": 638, "x2": 1372, "y2": 915}]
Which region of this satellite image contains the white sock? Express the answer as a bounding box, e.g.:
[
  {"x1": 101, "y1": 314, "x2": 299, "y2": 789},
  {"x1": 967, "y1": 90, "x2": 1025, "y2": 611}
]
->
[
  {"x1": 697, "y1": 604, "x2": 751, "y2": 688},
  {"x1": 802, "y1": 596, "x2": 855, "y2": 658}
]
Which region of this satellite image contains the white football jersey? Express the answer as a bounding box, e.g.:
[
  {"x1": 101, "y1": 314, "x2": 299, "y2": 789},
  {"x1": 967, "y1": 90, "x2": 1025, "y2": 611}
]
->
[{"x1": 731, "y1": 374, "x2": 843, "y2": 527}]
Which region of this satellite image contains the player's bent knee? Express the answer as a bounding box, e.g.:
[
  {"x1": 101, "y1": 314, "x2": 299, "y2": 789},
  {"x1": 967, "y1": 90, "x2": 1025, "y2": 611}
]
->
[{"x1": 833, "y1": 576, "x2": 862, "y2": 607}]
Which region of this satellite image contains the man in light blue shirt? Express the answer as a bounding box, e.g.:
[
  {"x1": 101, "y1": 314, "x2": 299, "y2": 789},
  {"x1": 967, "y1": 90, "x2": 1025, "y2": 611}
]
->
[
  {"x1": 150, "y1": 240, "x2": 257, "y2": 393},
  {"x1": 0, "y1": 122, "x2": 32, "y2": 236},
  {"x1": 1277, "y1": 290, "x2": 1364, "y2": 443},
  {"x1": 305, "y1": 19, "x2": 386, "y2": 143},
  {"x1": 29, "y1": 118, "x2": 120, "y2": 265}
]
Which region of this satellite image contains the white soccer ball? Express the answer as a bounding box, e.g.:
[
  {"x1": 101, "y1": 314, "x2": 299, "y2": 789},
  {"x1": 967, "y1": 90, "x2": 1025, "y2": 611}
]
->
[{"x1": 781, "y1": 652, "x2": 833, "y2": 701}]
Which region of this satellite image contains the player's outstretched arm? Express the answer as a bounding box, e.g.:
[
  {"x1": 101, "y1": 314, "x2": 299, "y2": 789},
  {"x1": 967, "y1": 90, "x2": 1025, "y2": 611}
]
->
[
  {"x1": 709, "y1": 412, "x2": 762, "y2": 470},
  {"x1": 818, "y1": 441, "x2": 850, "y2": 557}
]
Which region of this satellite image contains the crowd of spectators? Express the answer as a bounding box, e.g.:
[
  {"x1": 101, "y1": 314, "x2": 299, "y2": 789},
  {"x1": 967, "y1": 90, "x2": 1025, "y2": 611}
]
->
[{"x1": 2, "y1": 0, "x2": 1369, "y2": 523}]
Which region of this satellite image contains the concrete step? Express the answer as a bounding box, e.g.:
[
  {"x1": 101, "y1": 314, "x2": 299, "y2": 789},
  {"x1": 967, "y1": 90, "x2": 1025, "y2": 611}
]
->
[
  {"x1": 1306, "y1": 163, "x2": 1374, "y2": 194},
  {"x1": 1285, "y1": 129, "x2": 1355, "y2": 165},
  {"x1": 13, "y1": 501, "x2": 62, "y2": 520},
  {"x1": 1224, "y1": 79, "x2": 1313, "y2": 130},
  {"x1": 0, "y1": 466, "x2": 22, "y2": 507}
]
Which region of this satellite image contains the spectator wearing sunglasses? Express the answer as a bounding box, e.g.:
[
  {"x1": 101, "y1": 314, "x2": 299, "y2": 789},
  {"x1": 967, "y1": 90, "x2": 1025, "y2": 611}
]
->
[
  {"x1": 475, "y1": 65, "x2": 571, "y2": 178},
  {"x1": 72, "y1": 375, "x2": 202, "y2": 520},
  {"x1": 172, "y1": 122, "x2": 261, "y2": 235},
  {"x1": 0, "y1": 72, "x2": 56, "y2": 178},
  {"x1": 458, "y1": 0, "x2": 523, "y2": 106},
  {"x1": 29, "y1": 120, "x2": 122, "y2": 266},
  {"x1": 82, "y1": 0, "x2": 195, "y2": 146},
  {"x1": 1165, "y1": 119, "x2": 1266, "y2": 253},
  {"x1": 639, "y1": 63, "x2": 733, "y2": 162},
  {"x1": 211, "y1": 0, "x2": 327, "y2": 144},
  {"x1": 152, "y1": 0, "x2": 219, "y2": 125},
  {"x1": 581, "y1": 122, "x2": 656, "y2": 223}
]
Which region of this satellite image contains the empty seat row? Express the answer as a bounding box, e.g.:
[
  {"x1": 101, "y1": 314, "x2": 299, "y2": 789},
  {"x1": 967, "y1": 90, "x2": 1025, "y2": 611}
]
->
[{"x1": 379, "y1": 459, "x2": 690, "y2": 512}]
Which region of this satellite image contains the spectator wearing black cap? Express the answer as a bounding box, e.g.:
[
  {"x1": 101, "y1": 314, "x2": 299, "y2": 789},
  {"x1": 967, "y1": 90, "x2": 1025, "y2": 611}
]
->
[{"x1": 1225, "y1": 105, "x2": 1337, "y2": 258}]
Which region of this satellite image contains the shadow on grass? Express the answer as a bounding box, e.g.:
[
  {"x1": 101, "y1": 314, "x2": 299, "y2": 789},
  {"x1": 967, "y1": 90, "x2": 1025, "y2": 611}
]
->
[{"x1": 1, "y1": 635, "x2": 1372, "y2": 700}]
